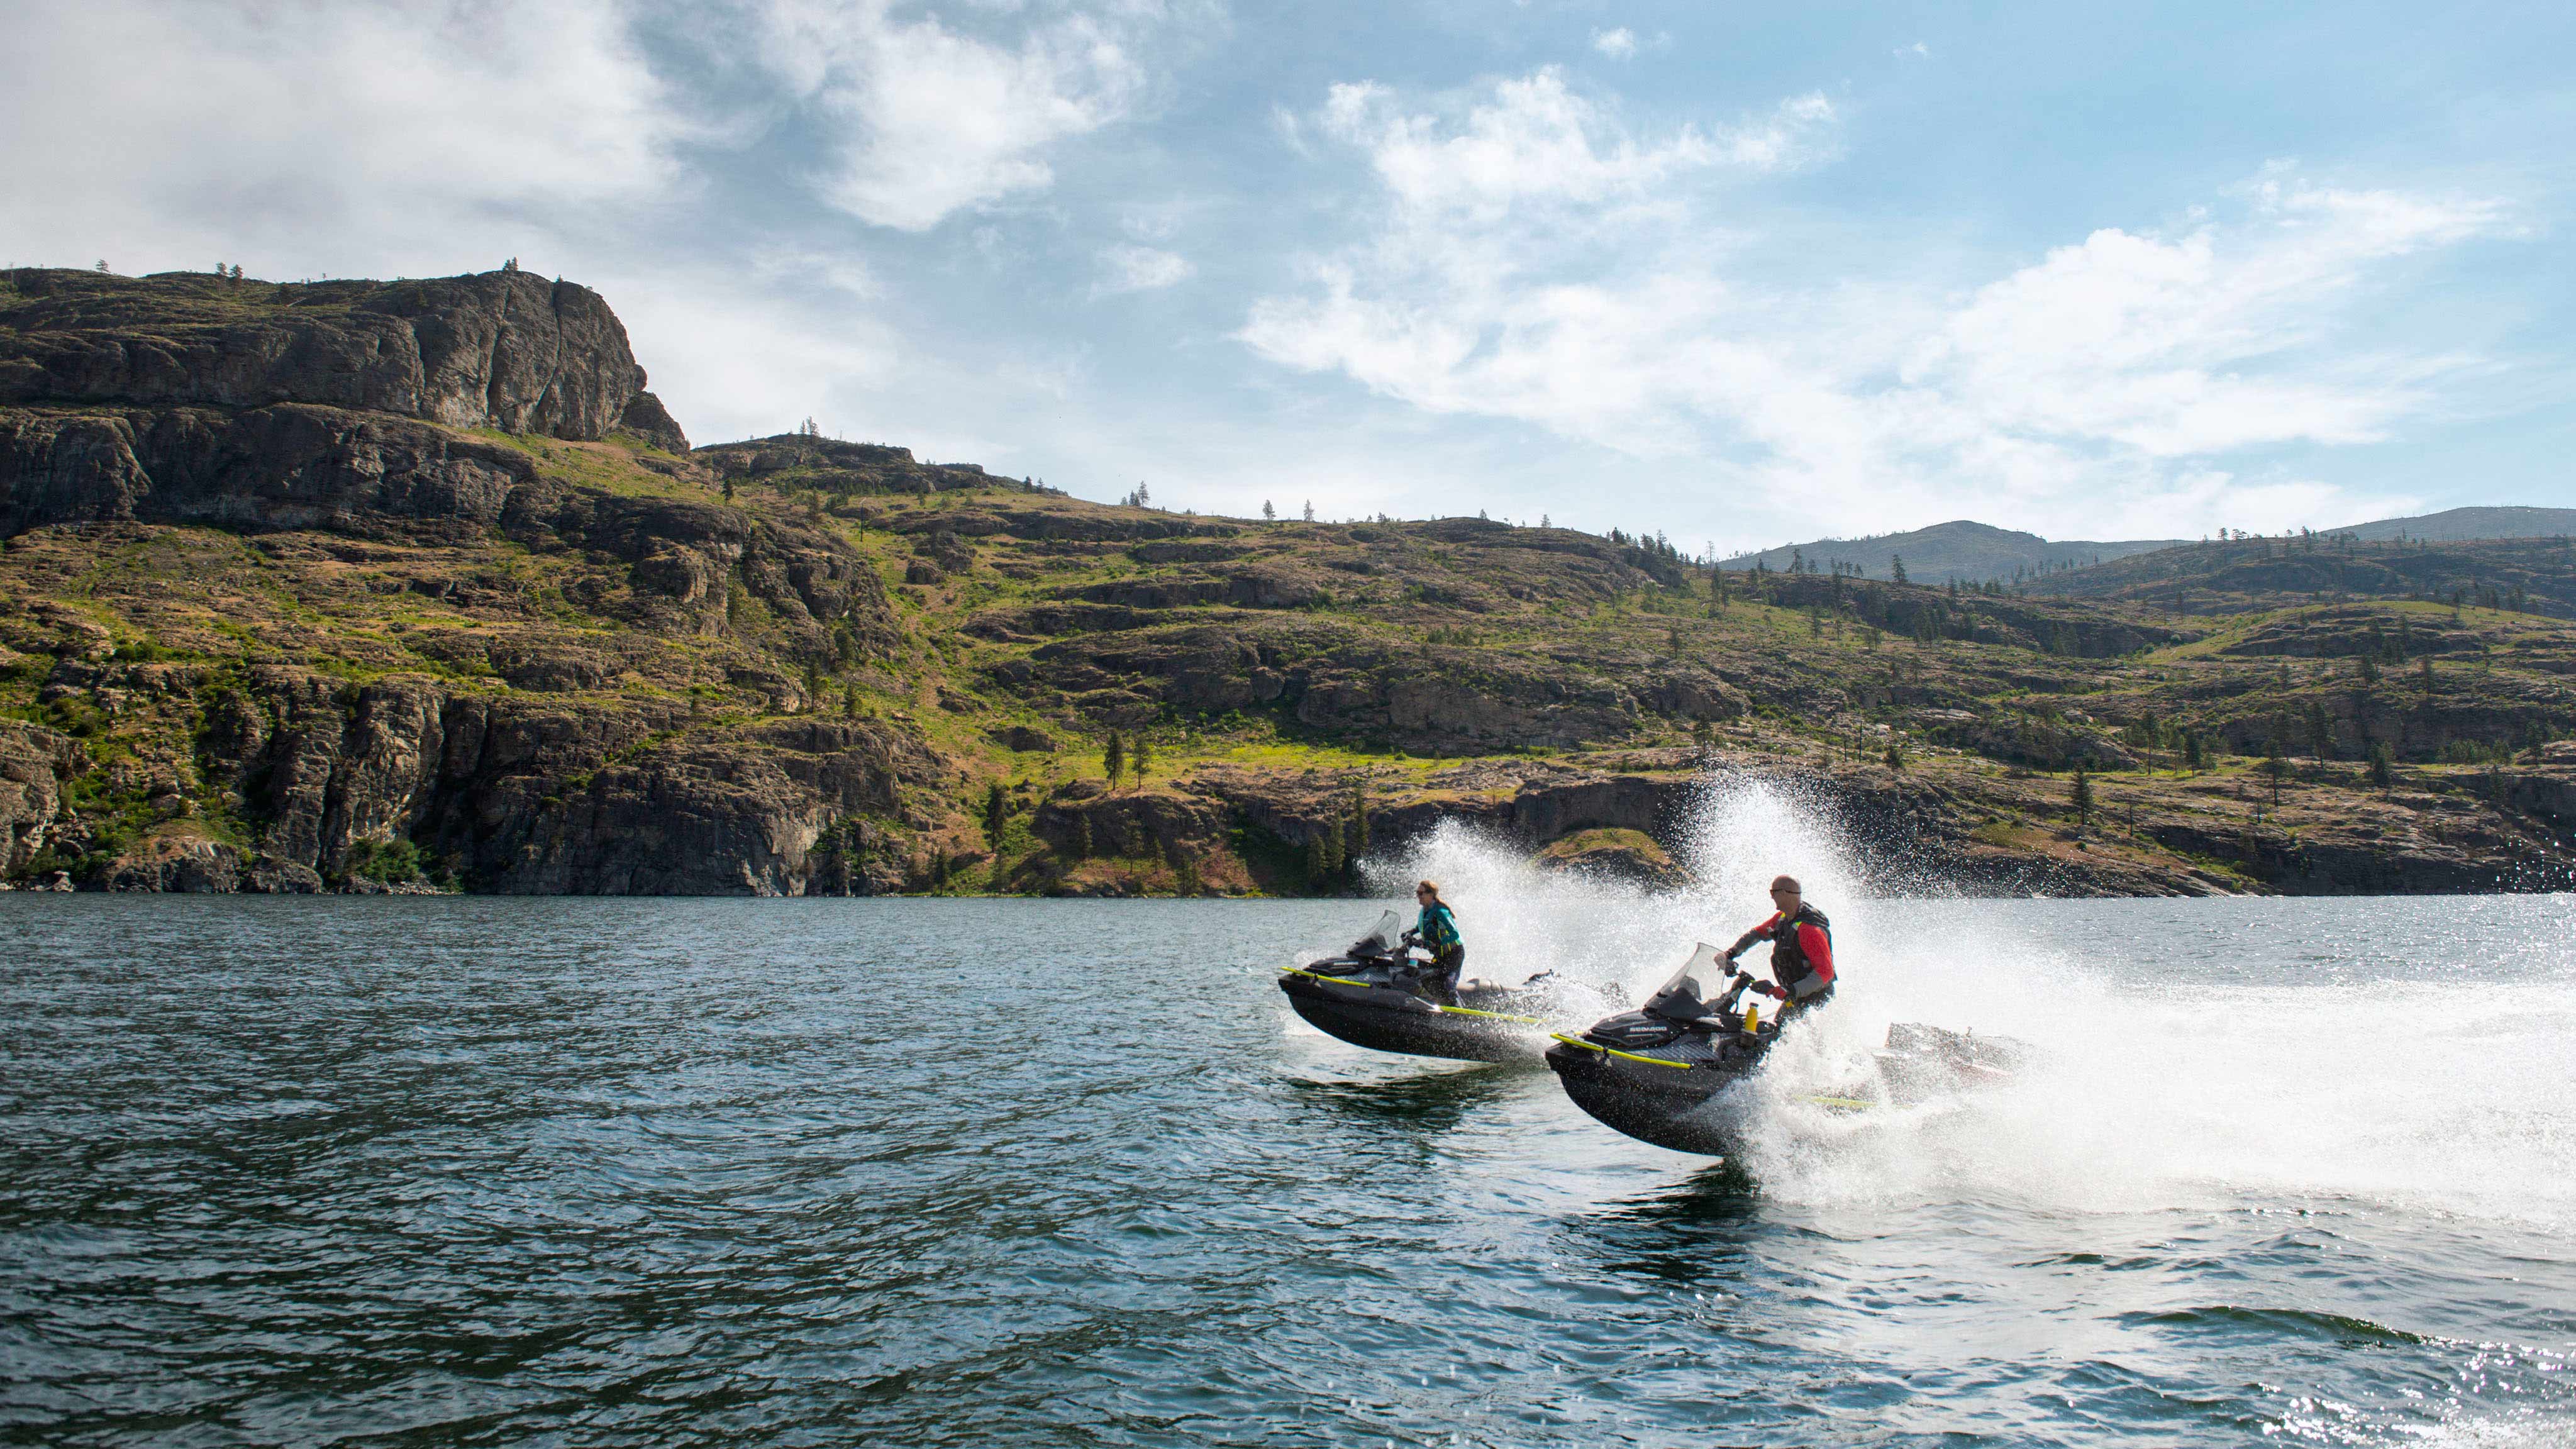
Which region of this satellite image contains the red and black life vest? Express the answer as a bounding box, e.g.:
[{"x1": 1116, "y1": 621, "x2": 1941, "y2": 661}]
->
[{"x1": 1758, "y1": 904, "x2": 1835, "y2": 998}]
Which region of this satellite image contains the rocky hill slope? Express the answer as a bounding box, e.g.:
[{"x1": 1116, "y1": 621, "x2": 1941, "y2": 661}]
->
[
  {"x1": 3, "y1": 266, "x2": 2571, "y2": 897},
  {"x1": 2031, "y1": 533, "x2": 2576, "y2": 619}
]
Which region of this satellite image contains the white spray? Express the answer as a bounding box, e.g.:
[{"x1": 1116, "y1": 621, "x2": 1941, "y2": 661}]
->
[{"x1": 1360, "y1": 774, "x2": 2576, "y2": 1228}]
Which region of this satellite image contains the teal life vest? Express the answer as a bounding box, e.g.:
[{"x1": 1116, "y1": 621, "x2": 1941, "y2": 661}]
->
[{"x1": 1417, "y1": 902, "x2": 1460, "y2": 952}]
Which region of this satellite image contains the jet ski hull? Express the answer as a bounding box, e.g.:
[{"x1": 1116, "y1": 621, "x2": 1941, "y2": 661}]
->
[
  {"x1": 1279, "y1": 969, "x2": 1544, "y2": 1062},
  {"x1": 1547, "y1": 1021, "x2": 2040, "y2": 1156},
  {"x1": 1545, "y1": 1037, "x2": 1750, "y2": 1157}
]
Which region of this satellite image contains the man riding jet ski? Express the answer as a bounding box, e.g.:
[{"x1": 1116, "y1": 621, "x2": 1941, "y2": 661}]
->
[
  {"x1": 1278, "y1": 907, "x2": 1600, "y2": 1063},
  {"x1": 1547, "y1": 938, "x2": 2037, "y2": 1158},
  {"x1": 1724, "y1": 874, "x2": 1835, "y2": 1013}
]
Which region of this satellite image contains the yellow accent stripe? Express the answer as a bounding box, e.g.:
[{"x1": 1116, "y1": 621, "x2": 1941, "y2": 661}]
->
[
  {"x1": 1805, "y1": 1096, "x2": 1875, "y2": 1109},
  {"x1": 1432, "y1": 1004, "x2": 1544, "y2": 1024},
  {"x1": 1548, "y1": 1033, "x2": 1696, "y2": 1070},
  {"x1": 1280, "y1": 967, "x2": 1375, "y2": 988}
]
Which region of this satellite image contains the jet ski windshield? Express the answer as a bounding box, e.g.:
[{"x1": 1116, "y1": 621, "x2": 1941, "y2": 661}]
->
[
  {"x1": 1352, "y1": 910, "x2": 1406, "y2": 957},
  {"x1": 1642, "y1": 941, "x2": 1735, "y2": 1021}
]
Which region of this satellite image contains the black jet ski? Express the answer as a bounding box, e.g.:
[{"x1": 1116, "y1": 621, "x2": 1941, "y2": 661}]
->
[
  {"x1": 1546, "y1": 941, "x2": 2036, "y2": 1157},
  {"x1": 1279, "y1": 911, "x2": 1592, "y2": 1062},
  {"x1": 1545, "y1": 942, "x2": 1776, "y2": 1155}
]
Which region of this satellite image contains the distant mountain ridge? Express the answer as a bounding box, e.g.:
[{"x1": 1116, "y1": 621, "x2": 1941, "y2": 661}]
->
[
  {"x1": 1725, "y1": 506, "x2": 2576, "y2": 584},
  {"x1": 1719, "y1": 520, "x2": 2184, "y2": 585},
  {"x1": 2323, "y1": 506, "x2": 2576, "y2": 542}
]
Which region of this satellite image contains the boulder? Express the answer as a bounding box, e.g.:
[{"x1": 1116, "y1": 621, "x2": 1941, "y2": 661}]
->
[{"x1": 100, "y1": 833, "x2": 245, "y2": 892}]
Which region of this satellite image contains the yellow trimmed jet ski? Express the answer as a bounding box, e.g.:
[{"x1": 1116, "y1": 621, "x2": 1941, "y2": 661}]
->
[
  {"x1": 1546, "y1": 941, "x2": 2035, "y2": 1157},
  {"x1": 1279, "y1": 911, "x2": 1606, "y2": 1063}
]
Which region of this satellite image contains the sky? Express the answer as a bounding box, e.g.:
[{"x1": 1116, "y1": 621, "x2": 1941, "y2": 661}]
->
[{"x1": 4, "y1": 0, "x2": 2572, "y2": 554}]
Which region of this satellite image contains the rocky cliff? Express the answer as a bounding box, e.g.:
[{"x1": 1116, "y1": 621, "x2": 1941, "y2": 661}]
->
[
  {"x1": 1, "y1": 267, "x2": 689, "y2": 538},
  {"x1": 3, "y1": 265, "x2": 2570, "y2": 897}
]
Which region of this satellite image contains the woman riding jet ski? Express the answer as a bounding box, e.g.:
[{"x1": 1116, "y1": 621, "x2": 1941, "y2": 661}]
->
[
  {"x1": 1546, "y1": 941, "x2": 2036, "y2": 1157},
  {"x1": 1278, "y1": 909, "x2": 1594, "y2": 1062}
]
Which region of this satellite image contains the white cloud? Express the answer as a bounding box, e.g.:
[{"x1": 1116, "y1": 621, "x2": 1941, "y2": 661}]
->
[
  {"x1": 749, "y1": 0, "x2": 1152, "y2": 231},
  {"x1": 1095, "y1": 243, "x2": 1194, "y2": 294},
  {"x1": 1907, "y1": 179, "x2": 2504, "y2": 459},
  {"x1": 1896, "y1": 40, "x2": 1930, "y2": 58},
  {"x1": 1314, "y1": 69, "x2": 1834, "y2": 223},
  {"x1": 1243, "y1": 72, "x2": 2506, "y2": 539},
  {"x1": 1592, "y1": 28, "x2": 1637, "y2": 60},
  {"x1": 0, "y1": 0, "x2": 687, "y2": 274}
]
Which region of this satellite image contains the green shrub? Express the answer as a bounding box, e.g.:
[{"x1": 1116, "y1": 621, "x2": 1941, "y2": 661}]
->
[{"x1": 345, "y1": 838, "x2": 423, "y2": 883}]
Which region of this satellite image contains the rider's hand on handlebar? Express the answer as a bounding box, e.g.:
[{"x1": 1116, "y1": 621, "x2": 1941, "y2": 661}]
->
[{"x1": 1753, "y1": 981, "x2": 1787, "y2": 999}]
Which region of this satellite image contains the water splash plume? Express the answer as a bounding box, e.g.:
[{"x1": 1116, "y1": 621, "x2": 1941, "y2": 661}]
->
[{"x1": 1325, "y1": 774, "x2": 2576, "y2": 1228}]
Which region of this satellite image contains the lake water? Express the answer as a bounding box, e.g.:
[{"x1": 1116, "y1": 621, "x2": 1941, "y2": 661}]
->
[{"x1": 5, "y1": 791, "x2": 2574, "y2": 1446}]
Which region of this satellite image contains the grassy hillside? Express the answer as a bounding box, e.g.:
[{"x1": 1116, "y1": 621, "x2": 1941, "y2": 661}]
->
[{"x1": 5, "y1": 268, "x2": 2572, "y2": 897}]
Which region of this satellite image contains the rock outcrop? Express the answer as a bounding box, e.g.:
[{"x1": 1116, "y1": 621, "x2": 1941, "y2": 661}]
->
[
  {"x1": 0, "y1": 721, "x2": 80, "y2": 874},
  {"x1": 180, "y1": 668, "x2": 958, "y2": 895},
  {"x1": 1, "y1": 267, "x2": 687, "y2": 538},
  {"x1": 1, "y1": 267, "x2": 657, "y2": 439}
]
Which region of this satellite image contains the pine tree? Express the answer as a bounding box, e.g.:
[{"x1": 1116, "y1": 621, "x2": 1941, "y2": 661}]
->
[
  {"x1": 1307, "y1": 824, "x2": 1345, "y2": 885},
  {"x1": 1302, "y1": 501, "x2": 1314, "y2": 522},
  {"x1": 2262, "y1": 743, "x2": 2289, "y2": 806},
  {"x1": 2185, "y1": 730, "x2": 2205, "y2": 771},
  {"x1": 2367, "y1": 741, "x2": 2393, "y2": 789},
  {"x1": 1540, "y1": 513, "x2": 1551, "y2": 528},
  {"x1": 2070, "y1": 765, "x2": 2094, "y2": 823},
  {"x1": 984, "y1": 782, "x2": 1008, "y2": 841},
  {"x1": 1130, "y1": 733, "x2": 1153, "y2": 785},
  {"x1": 1070, "y1": 814, "x2": 1092, "y2": 859},
  {"x1": 1262, "y1": 501, "x2": 1275, "y2": 521},
  {"x1": 1103, "y1": 731, "x2": 1124, "y2": 783},
  {"x1": 1890, "y1": 554, "x2": 1909, "y2": 584}
]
